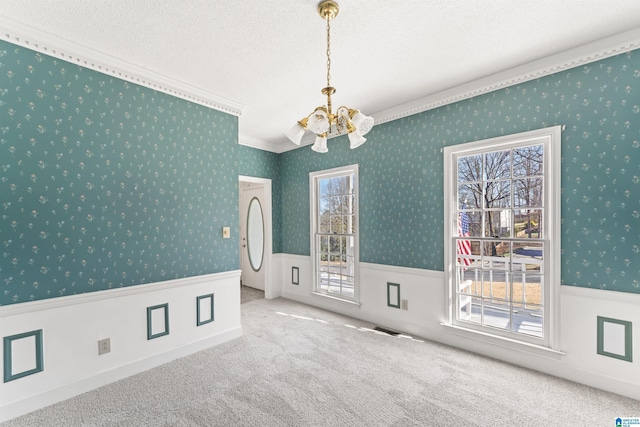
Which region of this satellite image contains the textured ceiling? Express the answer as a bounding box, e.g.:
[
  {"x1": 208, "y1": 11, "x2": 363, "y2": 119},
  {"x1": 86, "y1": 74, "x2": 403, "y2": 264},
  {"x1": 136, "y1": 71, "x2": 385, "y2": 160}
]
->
[{"x1": 2, "y1": 0, "x2": 640, "y2": 151}]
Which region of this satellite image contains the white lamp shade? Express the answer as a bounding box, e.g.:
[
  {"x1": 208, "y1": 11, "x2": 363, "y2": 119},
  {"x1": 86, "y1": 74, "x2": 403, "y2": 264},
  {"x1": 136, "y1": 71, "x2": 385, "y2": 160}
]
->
[
  {"x1": 337, "y1": 106, "x2": 350, "y2": 121},
  {"x1": 348, "y1": 131, "x2": 366, "y2": 149},
  {"x1": 307, "y1": 110, "x2": 330, "y2": 134},
  {"x1": 351, "y1": 112, "x2": 374, "y2": 135},
  {"x1": 311, "y1": 135, "x2": 328, "y2": 153},
  {"x1": 285, "y1": 123, "x2": 306, "y2": 145}
]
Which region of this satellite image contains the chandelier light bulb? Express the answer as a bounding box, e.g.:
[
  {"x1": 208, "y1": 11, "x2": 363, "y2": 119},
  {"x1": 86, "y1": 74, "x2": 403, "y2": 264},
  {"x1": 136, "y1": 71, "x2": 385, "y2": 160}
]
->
[
  {"x1": 348, "y1": 131, "x2": 366, "y2": 150},
  {"x1": 286, "y1": 123, "x2": 306, "y2": 145},
  {"x1": 350, "y1": 111, "x2": 374, "y2": 136},
  {"x1": 311, "y1": 135, "x2": 328, "y2": 153},
  {"x1": 306, "y1": 109, "x2": 330, "y2": 135}
]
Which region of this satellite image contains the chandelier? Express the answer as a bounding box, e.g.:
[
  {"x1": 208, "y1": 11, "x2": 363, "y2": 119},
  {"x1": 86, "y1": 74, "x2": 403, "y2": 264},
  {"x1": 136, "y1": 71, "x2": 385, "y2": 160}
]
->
[{"x1": 285, "y1": 0, "x2": 374, "y2": 153}]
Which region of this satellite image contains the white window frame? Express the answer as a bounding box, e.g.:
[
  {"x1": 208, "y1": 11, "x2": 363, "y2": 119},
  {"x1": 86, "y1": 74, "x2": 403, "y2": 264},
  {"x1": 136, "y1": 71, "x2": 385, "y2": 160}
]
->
[
  {"x1": 443, "y1": 126, "x2": 561, "y2": 351},
  {"x1": 310, "y1": 164, "x2": 360, "y2": 304}
]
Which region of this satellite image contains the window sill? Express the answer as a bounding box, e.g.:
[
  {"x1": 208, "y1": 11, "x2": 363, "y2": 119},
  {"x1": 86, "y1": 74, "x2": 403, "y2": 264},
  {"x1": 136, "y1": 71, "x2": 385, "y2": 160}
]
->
[
  {"x1": 310, "y1": 292, "x2": 361, "y2": 308},
  {"x1": 440, "y1": 322, "x2": 566, "y2": 359}
]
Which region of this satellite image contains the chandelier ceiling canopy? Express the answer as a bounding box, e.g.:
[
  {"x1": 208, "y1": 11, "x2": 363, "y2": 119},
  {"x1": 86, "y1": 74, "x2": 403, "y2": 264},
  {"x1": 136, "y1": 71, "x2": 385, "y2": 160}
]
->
[{"x1": 285, "y1": 0, "x2": 374, "y2": 153}]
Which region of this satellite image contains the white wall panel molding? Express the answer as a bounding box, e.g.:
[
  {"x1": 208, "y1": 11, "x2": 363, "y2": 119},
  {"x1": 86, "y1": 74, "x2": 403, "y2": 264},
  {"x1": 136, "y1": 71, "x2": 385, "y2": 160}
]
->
[
  {"x1": 0, "y1": 15, "x2": 244, "y2": 117},
  {"x1": 561, "y1": 283, "x2": 640, "y2": 304},
  {"x1": 276, "y1": 254, "x2": 640, "y2": 401},
  {"x1": 0, "y1": 272, "x2": 242, "y2": 423},
  {"x1": 0, "y1": 270, "x2": 241, "y2": 317},
  {"x1": 372, "y1": 27, "x2": 640, "y2": 128}
]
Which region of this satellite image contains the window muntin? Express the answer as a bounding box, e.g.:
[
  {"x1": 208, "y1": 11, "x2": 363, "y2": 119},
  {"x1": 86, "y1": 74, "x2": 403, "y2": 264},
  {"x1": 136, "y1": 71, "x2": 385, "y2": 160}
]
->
[
  {"x1": 311, "y1": 165, "x2": 359, "y2": 301},
  {"x1": 445, "y1": 127, "x2": 560, "y2": 349}
]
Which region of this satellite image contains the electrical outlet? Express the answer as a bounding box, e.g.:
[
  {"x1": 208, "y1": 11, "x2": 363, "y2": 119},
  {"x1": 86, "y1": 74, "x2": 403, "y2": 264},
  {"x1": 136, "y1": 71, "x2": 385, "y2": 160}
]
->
[
  {"x1": 98, "y1": 338, "x2": 111, "y2": 355},
  {"x1": 401, "y1": 299, "x2": 408, "y2": 311}
]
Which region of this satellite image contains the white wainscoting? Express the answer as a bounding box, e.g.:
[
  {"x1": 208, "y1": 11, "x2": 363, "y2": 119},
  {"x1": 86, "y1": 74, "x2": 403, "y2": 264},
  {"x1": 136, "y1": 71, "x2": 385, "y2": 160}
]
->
[
  {"x1": 0, "y1": 271, "x2": 242, "y2": 423},
  {"x1": 276, "y1": 254, "x2": 640, "y2": 400}
]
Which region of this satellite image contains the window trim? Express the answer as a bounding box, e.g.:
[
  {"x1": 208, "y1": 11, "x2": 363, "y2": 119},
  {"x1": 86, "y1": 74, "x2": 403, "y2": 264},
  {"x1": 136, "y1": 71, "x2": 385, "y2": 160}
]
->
[
  {"x1": 443, "y1": 126, "x2": 561, "y2": 351},
  {"x1": 309, "y1": 164, "x2": 360, "y2": 304}
]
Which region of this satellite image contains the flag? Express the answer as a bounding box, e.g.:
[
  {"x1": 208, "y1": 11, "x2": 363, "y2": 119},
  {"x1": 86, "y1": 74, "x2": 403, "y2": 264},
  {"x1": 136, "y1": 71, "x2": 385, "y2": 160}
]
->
[{"x1": 457, "y1": 207, "x2": 472, "y2": 266}]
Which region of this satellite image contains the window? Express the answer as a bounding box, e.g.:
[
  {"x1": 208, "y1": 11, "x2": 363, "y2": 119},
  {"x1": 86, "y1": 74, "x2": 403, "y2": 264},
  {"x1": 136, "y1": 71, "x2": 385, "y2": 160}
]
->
[
  {"x1": 444, "y1": 126, "x2": 561, "y2": 349},
  {"x1": 310, "y1": 165, "x2": 359, "y2": 302}
]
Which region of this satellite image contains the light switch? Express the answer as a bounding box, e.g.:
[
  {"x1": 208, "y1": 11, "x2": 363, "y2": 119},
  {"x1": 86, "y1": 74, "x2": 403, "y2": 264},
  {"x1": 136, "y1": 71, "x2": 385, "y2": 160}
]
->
[{"x1": 222, "y1": 227, "x2": 230, "y2": 238}]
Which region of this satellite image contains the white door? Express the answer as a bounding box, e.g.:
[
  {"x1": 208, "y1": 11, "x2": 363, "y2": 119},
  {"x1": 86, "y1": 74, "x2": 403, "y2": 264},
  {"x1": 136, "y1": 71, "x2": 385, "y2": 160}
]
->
[{"x1": 239, "y1": 184, "x2": 265, "y2": 290}]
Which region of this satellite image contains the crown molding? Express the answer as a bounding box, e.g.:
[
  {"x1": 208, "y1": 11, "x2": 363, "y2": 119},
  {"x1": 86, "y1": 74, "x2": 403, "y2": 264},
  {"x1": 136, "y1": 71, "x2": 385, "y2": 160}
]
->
[
  {"x1": 4, "y1": 12, "x2": 639, "y2": 154},
  {"x1": 372, "y1": 27, "x2": 640, "y2": 127},
  {"x1": 238, "y1": 135, "x2": 285, "y2": 153},
  {"x1": 275, "y1": 27, "x2": 640, "y2": 154},
  {"x1": 0, "y1": 15, "x2": 244, "y2": 117}
]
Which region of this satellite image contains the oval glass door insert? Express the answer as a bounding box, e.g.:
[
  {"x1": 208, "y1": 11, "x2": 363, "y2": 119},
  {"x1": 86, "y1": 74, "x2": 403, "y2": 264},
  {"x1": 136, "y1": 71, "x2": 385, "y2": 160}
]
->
[{"x1": 247, "y1": 197, "x2": 264, "y2": 271}]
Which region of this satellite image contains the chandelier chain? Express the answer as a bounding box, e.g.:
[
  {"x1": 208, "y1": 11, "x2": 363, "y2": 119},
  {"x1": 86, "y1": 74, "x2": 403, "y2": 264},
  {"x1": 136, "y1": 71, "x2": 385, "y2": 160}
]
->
[{"x1": 326, "y1": 16, "x2": 331, "y2": 87}]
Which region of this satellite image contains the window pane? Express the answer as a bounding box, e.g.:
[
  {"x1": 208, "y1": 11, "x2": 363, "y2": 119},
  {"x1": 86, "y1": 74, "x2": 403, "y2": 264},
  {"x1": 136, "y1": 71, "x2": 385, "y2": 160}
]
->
[
  {"x1": 480, "y1": 270, "x2": 500, "y2": 298},
  {"x1": 512, "y1": 273, "x2": 543, "y2": 306},
  {"x1": 482, "y1": 297, "x2": 511, "y2": 332},
  {"x1": 484, "y1": 210, "x2": 511, "y2": 238},
  {"x1": 342, "y1": 196, "x2": 353, "y2": 215},
  {"x1": 319, "y1": 251, "x2": 329, "y2": 270},
  {"x1": 458, "y1": 184, "x2": 480, "y2": 209},
  {"x1": 512, "y1": 241, "x2": 544, "y2": 272},
  {"x1": 513, "y1": 302, "x2": 543, "y2": 337},
  {"x1": 459, "y1": 268, "x2": 482, "y2": 296},
  {"x1": 514, "y1": 209, "x2": 543, "y2": 239},
  {"x1": 462, "y1": 211, "x2": 482, "y2": 237},
  {"x1": 319, "y1": 214, "x2": 330, "y2": 233},
  {"x1": 484, "y1": 150, "x2": 510, "y2": 180},
  {"x1": 485, "y1": 180, "x2": 511, "y2": 208},
  {"x1": 318, "y1": 235, "x2": 329, "y2": 253},
  {"x1": 319, "y1": 197, "x2": 329, "y2": 215},
  {"x1": 466, "y1": 296, "x2": 483, "y2": 325},
  {"x1": 345, "y1": 236, "x2": 354, "y2": 254},
  {"x1": 342, "y1": 215, "x2": 351, "y2": 234},
  {"x1": 329, "y1": 273, "x2": 341, "y2": 294},
  {"x1": 330, "y1": 196, "x2": 342, "y2": 214},
  {"x1": 514, "y1": 178, "x2": 543, "y2": 208},
  {"x1": 456, "y1": 238, "x2": 480, "y2": 267},
  {"x1": 342, "y1": 276, "x2": 355, "y2": 298},
  {"x1": 481, "y1": 241, "x2": 510, "y2": 268},
  {"x1": 319, "y1": 271, "x2": 329, "y2": 290},
  {"x1": 328, "y1": 259, "x2": 339, "y2": 277},
  {"x1": 329, "y1": 215, "x2": 340, "y2": 234},
  {"x1": 319, "y1": 179, "x2": 330, "y2": 197},
  {"x1": 458, "y1": 154, "x2": 482, "y2": 183},
  {"x1": 513, "y1": 145, "x2": 543, "y2": 177},
  {"x1": 484, "y1": 270, "x2": 511, "y2": 301},
  {"x1": 458, "y1": 294, "x2": 473, "y2": 320}
]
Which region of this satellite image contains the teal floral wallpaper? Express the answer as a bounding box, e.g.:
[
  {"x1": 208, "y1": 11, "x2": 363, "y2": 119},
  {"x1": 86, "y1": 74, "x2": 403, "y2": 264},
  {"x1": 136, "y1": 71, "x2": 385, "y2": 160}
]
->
[
  {"x1": 0, "y1": 42, "x2": 239, "y2": 305},
  {"x1": 238, "y1": 144, "x2": 281, "y2": 252},
  {"x1": 279, "y1": 49, "x2": 640, "y2": 294},
  {"x1": 2, "y1": 39, "x2": 639, "y2": 301}
]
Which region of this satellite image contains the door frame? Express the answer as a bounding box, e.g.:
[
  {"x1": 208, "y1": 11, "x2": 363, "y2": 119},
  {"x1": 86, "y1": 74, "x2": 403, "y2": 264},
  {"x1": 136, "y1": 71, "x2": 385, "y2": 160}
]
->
[{"x1": 239, "y1": 175, "x2": 274, "y2": 299}]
